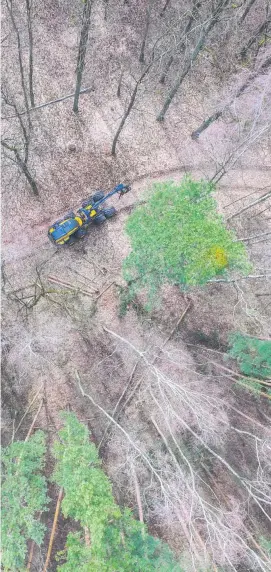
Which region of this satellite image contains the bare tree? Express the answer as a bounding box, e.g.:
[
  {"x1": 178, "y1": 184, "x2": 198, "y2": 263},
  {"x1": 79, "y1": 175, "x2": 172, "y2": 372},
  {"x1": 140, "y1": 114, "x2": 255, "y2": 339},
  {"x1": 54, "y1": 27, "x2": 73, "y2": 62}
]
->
[
  {"x1": 73, "y1": 0, "x2": 92, "y2": 113},
  {"x1": 139, "y1": 0, "x2": 153, "y2": 63},
  {"x1": 239, "y1": 0, "x2": 257, "y2": 24},
  {"x1": 240, "y1": 15, "x2": 271, "y2": 60},
  {"x1": 191, "y1": 110, "x2": 222, "y2": 139},
  {"x1": 227, "y1": 190, "x2": 271, "y2": 220},
  {"x1": 210, "y1": 120, "x2": 271, "y2": 184},
  {"x1": 2, "y1": 0, "x2": 39, "y2": 193},
  {"x1": 156, "y1": 0, "x2": 230, "y2": 121},
  {"x1": 1, "y1": 87, "x2": 38, "y2": 195},
  {"x1": 25, "y1": 0, "x2": 35, "y2": 107},
  {"x1": 160, "y1": 0, "x2": 170, "y2": 17},
  {"x1": 117, "y1": 69, "x2": 124, "y2": 98},
  {"x1": 5, "y1": 0, "x2": 31, "y2": 127},
  {"x1": 103, "y1": 0, "x2": 109, "y2": 21},
  {"x1": 191, "y1": 55, "x2": 271, "y2": 139},
  {"x1": 1, "y1": 139, "x2": 38, "y2": 195},
  {"x1": 111, "y1": 62, "x2": 153, "y2": 155},
  {"x1": 78, "y1": 326, "x2": 271, "y2": 571},
  {"x1": 159, "y1": 0, "x2": 201, "y2": 84}
]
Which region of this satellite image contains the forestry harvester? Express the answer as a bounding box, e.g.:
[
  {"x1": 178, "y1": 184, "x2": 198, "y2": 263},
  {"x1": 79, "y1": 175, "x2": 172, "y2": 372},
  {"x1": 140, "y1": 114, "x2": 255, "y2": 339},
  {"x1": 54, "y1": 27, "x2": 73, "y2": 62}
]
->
[{"x1": 48, "y1": 183, "x2": 131, "y2": 246}]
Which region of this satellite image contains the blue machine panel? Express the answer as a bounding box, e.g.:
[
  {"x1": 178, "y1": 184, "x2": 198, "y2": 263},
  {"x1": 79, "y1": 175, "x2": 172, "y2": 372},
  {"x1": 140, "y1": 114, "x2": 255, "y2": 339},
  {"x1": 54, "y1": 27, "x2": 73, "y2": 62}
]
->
[{"x1": 51, "y1": 219, "x2": 79, "y2": 241}]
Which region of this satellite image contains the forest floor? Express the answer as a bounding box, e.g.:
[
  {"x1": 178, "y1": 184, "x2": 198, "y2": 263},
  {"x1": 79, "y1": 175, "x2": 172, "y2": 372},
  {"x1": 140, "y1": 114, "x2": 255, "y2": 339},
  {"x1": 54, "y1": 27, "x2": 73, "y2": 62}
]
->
[{"x1": 2, "y1": 0, "x2": 271, "y2": 570}]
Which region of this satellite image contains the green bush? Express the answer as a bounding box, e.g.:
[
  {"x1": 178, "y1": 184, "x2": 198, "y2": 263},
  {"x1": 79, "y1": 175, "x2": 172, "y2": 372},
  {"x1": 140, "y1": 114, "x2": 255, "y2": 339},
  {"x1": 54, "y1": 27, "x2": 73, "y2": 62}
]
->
[
  {"x1": 0, "y1": 413, "x2": 184, "y2": 571},
  {"x1": 228, "y1": 334, "x2": 271, "y2": 379},
  {"x1": 123, "y1": 177, "x2": 251, "y2": 307},
  {"x1": 1, "y1": 431, "x2": 48, "y2": 570}
]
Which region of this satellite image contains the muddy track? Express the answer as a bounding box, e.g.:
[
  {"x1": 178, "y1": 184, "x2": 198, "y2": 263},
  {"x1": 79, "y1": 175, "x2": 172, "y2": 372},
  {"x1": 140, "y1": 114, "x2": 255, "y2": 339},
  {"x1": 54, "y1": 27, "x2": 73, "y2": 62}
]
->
[{"x1": 3, "y1": 167, "x2": 270, "y2": 267}]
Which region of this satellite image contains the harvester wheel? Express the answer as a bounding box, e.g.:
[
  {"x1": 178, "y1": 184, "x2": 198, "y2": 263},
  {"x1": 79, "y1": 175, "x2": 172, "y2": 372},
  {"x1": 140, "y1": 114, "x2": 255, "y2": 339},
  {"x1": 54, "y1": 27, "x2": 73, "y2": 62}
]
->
[
  {"x1": 82, "y1": 191, "x2": 104, "y2": 207},
  {"x1": 92, "y1": 191, "x2": 105, "y2": 202},
  {"x1": 75, "y1": 227, "x2": 87, "y2": 239},
  {"x1": 68, "y1": 236, "x2": 76, "y2": 245},
  {"x1": 104, "y1": 207, "x2": 116, "y2": 218},
  {"x1": 82, "y1": 197, "x2": 93, "y2": 208},
  {"x1": 93, "y1": 213, "x2": 106, "y2": 224}
]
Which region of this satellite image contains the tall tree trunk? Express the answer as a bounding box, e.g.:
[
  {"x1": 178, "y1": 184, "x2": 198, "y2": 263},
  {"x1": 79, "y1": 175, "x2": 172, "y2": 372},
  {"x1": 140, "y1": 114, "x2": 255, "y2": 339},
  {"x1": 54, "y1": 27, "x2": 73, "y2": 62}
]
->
[
  {"x1": 104, "y1": 0, "x2": 109, "y2": 21},
  {"x1": 160, "y1": 0, "x2": 170, "y2": 17},
  {"x1": 157, "y1": 34, "x2": 206, "y2": 121},
  {"x1": 111, "y1": 63, "x2": 152, "y2": 155},
  {"x1": 117, "y1": 69, "x2": 124, "y2": 97},
  {"x1": 159, "y1": 0, "x2": 201, "y2": 84},
  {"x1": 139, "y1": 0, "x2": 152, "y2": 63},
  {"x1": 239, "y1": 0, "x2": 257, "y2": 23},
  {"x1": 1, "y1": 87, "x2": 30, "y2": 163},
  {"x1": 191, "y1": 111, "x2": 222, "y2": 139},
  {"x1": 25, "y1": 0, "x2": 35, "y2": 107},
  {"x1": 2, "y1": 140, "x2": 38, "y2": 195},
  {"x1": 190, "y1": 54, "x2": 271, "y2": 139},
  {"x1": 240, "y1": 17, "x2": 271, "y2": 59},
  {"x1": 73, "y1": 0, "x2": 92, "y2": 113},
  {"x1": 14, "y1": 148, "x2": 38, "y2": 195},
  {"x1": 156, "y1": 0, "x2": 229, "y2": 121},
  {"x1": 160, "y1": 56, "x2": 174, "y2": 85},
  {"x1": 6, "y1": 0, "x2": 31, "y2": 127}
]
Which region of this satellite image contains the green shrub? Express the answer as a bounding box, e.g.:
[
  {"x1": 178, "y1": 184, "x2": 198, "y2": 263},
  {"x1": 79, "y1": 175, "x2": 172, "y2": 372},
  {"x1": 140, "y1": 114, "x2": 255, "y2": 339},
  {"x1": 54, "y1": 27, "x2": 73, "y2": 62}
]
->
[
  {"x1": 228, "y1": 334, "x2": 271, "y2": 379},
  {"x1": 1, "y1": 431, "x2": 48, "y2": 570},
  {"x1": 259, "y1": 536, "x2": 271, "y2": 557},
  {"x1": 123, "y1": 177, "x2": 251, "y2": 307}
]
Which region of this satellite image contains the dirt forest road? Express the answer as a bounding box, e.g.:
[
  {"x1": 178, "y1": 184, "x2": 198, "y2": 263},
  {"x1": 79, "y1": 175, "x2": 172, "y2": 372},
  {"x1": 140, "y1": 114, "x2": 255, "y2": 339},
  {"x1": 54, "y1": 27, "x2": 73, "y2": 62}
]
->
[{"x1": 2, "y1": 166, "x2": 271, "y2": 268}]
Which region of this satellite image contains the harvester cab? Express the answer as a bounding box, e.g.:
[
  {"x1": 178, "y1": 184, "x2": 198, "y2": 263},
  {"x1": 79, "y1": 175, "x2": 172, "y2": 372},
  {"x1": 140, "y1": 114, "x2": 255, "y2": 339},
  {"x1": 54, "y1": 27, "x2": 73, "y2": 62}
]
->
[{"x1": 48, "y1": 183, "x2": 131, "y2": 246}]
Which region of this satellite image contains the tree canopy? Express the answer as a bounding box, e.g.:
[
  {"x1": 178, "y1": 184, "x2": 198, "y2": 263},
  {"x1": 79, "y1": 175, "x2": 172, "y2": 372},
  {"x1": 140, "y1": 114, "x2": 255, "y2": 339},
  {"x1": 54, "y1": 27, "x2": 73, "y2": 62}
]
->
[
  {"x1": 1, "y1": 412, "x2": 183, "y2": 571},
  {"x1": 123, "y1": 177, "x2": 251, "y2": 306},
  {"x1": 228, "y1": 334, "x2": 271, "y2": 379},
  {"x1": 1, "y1": 431, "x2": 48, "y2": 570},
  {"x1": 53, "y1": 412, "x2": 183, "y2": 572}
]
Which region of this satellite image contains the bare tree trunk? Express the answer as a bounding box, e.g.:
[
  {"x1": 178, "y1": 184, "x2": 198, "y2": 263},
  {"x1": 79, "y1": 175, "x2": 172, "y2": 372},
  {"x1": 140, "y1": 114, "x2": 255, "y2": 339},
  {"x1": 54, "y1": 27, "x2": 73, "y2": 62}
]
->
[
  {"x1": 104, "y1": 0, "x2": 109, "y2": 21},
  {"x1": 240, "y1": 17, "x2": 271, "y2": 59},
  {"x1": 239, "y1": 0, "x2": 257, "y2": 23},
  {"x1": 5, "y1": 0, "x2": 31, "y2": 127},
  {"x1": 160, "y1": 0, "x2": 170, "y2": 17},
  {"x1": 2, "y1": 140, "x2": 38, "y2": 195},
  {"x1": 73, "y1": 0, "x2": 92, "y2": 113},
  {"x1": 4, "y1": 87, "x2": 93, "y2": 118},
  {"x1": 191, "y1": 111, "x2": 222, "y2": 139},
  {"x1": 117, "y1": 69, "x2": 124, "y2": 97},
  {"x1": 226, "y1": 190, "x2": 271, "y2": 220},
  {"x1": 191, "y1": 55, "x2": 271, "y2": 139},
  {"x1": 159, "y1": 0, "x2": 201, "y2": 84},
  {"x1": 111, "y1": 63, "x2": 153, "y2": 155},
  {"x1": 156, "y1": 0, "x2": 230, "y2": 121},
  {"x1": 25, "y1": 0, "x2": 34, "y2": 107},
  {"x1": 156, "y1": 34, "x2": 206, "y2": 121},
  {"x1": 159, "y1": 55, "x2": 174, "y2": 85},
  {"x1": 2, "y1": 87, "x2": 29, "y2": 162},
  {"x1": 43, "y1": 488, "x2": 63, "y2": 572},
  {"x1": 261, "y1": 55, "x2": 271, "y2": 71},
  {"x1": 139, "y1": 0, "x2": 152, "y2": 63}
]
